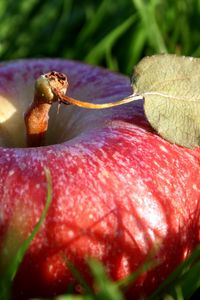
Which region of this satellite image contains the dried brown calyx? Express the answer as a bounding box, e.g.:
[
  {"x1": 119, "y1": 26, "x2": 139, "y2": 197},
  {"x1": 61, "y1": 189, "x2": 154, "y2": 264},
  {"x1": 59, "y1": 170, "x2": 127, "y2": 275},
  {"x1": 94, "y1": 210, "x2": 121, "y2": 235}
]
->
[{"x1": 24, "y1": 71, "x2": 142, "y2": 147}]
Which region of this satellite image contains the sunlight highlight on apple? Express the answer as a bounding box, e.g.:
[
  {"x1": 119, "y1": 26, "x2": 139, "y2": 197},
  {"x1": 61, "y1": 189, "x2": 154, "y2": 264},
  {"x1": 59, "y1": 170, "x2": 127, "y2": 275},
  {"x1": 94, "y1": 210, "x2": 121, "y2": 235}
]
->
[{"x1": 0, "y1": 96, "x2": 16, "y2": 122}]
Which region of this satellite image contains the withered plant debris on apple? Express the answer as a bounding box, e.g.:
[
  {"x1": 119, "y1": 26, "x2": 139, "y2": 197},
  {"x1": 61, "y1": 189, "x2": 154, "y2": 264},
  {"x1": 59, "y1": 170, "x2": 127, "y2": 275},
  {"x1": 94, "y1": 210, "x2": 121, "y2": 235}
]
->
[{"x1": 24, "y1": 54, "x2": 200, "y2": 149}]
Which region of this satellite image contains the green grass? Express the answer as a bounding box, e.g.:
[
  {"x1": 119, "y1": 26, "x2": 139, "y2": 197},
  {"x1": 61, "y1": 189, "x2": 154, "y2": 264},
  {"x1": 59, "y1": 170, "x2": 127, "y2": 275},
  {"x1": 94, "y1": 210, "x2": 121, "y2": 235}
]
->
[
  {"x1": 0, "y1": 169, "x2": 52, "y2": 300},
  {"x1": 0, "y1": 0, "x2": 199, "y2": 75},
  {"x1": 43, "y1": 247, "x2": 200, "y2": 299}
]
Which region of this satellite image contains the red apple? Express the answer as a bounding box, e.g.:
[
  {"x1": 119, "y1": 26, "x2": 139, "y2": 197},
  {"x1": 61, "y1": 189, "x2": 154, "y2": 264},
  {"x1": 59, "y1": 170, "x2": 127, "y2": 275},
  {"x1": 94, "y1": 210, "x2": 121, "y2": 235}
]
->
[{"x1": 0, "y1": 59, "x2": 200, "y2": 299}]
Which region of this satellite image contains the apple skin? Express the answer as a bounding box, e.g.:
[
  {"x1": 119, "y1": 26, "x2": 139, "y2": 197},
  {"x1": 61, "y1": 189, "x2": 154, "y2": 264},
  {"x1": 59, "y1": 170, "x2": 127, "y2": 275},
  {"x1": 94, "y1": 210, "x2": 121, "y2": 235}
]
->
[{"x1": 0, "y1": 59, "x2": 200, "y2": 299}]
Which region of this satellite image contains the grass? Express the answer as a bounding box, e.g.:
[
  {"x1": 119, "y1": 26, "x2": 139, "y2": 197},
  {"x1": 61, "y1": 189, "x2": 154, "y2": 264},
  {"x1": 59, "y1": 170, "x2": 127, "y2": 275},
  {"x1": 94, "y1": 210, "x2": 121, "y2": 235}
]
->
[
  {"x1": 0, "y1": 169, "x2": 53, "y2": 300},
  {"x1": 0, "y1": 0, "x2": 199, "y2": 75},
  {"x1": 59, "y1": 247, "x2": 200, "y2": 300}
]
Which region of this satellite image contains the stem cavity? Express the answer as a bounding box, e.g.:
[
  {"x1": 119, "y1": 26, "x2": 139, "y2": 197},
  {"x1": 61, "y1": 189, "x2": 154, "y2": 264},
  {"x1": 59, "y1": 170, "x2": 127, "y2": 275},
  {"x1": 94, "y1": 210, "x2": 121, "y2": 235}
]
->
[{"x1": 24, "y1": 71, "x2": 143, "y2": 147}]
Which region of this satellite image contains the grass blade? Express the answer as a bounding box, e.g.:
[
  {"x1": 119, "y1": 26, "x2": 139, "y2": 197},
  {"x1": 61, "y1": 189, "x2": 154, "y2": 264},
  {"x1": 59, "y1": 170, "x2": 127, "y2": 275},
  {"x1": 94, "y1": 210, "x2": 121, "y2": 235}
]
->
[
  {"x1": 149, "y1": 245, "x2": 200, "y2": 300},
  {"x1": 132, "y1": 0, "x2": 167, "y2": 53},
  {"x1": 85, "y1": 15, "x2": 136, "y2": 69},
  {"x1": 88, "y1": 259, "x2": 124, "y2": 300},
  {"x1": 0, "y1": 168, "x2": 52, "y2": 300},
  {"x1": 66, "y1": 260, "x2": 94, "y2": 295}
]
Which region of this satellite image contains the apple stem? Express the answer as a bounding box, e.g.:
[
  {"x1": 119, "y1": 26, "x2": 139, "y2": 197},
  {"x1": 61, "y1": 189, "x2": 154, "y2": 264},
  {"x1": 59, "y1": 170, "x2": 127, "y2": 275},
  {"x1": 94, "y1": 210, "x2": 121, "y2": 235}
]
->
[
  {"x1": 24, "y1": 71, "x2": 68, "y2": 147},
  {"x1": 24, "y1": 101, "x2": 51, "y2": 147},
  {"x1": 24, "y1": 70, "x2": 143, "y2": 147},
  {"x1": 53, "y1": 88, "x2": 143, "y2": 109}
]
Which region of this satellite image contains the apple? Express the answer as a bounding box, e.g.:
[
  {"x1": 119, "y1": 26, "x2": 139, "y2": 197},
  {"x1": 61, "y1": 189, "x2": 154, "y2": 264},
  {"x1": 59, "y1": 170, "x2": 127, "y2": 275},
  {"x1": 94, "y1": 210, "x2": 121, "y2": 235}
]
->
[{"x1": 0, "y1": 58, "x2": 200, "y2": 299}]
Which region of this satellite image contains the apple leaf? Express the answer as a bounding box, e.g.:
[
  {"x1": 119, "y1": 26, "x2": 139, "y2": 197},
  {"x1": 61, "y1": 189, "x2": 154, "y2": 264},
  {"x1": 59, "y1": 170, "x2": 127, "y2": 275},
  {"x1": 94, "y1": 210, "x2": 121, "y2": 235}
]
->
[{"x1": 132, "y1": 54, "x2": 200, "y2": 149}]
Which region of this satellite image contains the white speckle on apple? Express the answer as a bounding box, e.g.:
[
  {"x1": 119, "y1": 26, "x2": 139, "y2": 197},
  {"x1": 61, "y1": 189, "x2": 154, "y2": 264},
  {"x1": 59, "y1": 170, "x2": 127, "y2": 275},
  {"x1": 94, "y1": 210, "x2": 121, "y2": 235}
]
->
[
  {"x1": 8, "y1": 169, "x2": 15, "y2": 176},
  {"x1": 192, "y1": 184, "x2": 198, "y2": 190},
  {"x1": 182, "y1": 247, "x2": 191, "y2": 260},
  {"x1": 48, "y1": 264, "x2": 54, "y2": 273},
  {"x1": 159, "y1": 145, "x2": 169, "y2": 153},
  {"x1": 88, "y1": 213, "x2": 94, "y2": 220},
  {"x1": 67, "y1": 230, "x2": 75, "y2": 238}
]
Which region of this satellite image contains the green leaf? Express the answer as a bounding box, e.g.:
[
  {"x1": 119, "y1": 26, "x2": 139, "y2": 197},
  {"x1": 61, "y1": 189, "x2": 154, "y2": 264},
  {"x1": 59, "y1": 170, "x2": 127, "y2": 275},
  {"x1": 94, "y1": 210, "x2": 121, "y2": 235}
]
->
[{"x1": 132, "y1": 54, "x2": 200, "y2": 149}]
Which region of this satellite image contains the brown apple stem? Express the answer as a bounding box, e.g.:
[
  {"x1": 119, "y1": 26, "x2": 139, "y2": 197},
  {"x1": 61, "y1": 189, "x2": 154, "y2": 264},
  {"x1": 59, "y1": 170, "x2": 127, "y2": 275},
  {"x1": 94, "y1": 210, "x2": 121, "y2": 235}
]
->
[
  {"x1": 53, "y1": 89, "x2": 143, "y2": 109},
  {"x1": 25, "y1": 101, "x2": 51, "y2": 147},
  {"x1": 24, "y1": 71, "x2": 68, "y2": 147},
  {"x1": 25, "y1": 70, "x2": 143, "y2": 147}
]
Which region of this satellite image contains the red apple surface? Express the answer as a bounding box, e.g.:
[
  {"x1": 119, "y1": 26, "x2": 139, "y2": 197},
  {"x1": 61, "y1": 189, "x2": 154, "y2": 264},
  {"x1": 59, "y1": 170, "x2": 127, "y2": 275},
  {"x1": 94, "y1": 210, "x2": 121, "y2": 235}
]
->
[{"x1": 0, "y1": 59, "x2": 200, "y2": 299}]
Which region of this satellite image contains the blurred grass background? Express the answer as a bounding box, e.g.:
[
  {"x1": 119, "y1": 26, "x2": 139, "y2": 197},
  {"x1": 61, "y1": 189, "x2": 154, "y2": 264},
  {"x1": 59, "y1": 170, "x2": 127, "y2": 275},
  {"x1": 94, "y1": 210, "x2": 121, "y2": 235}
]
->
[{"x1": 0, "y1": 0, "x2": 199, "y2": 76}]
